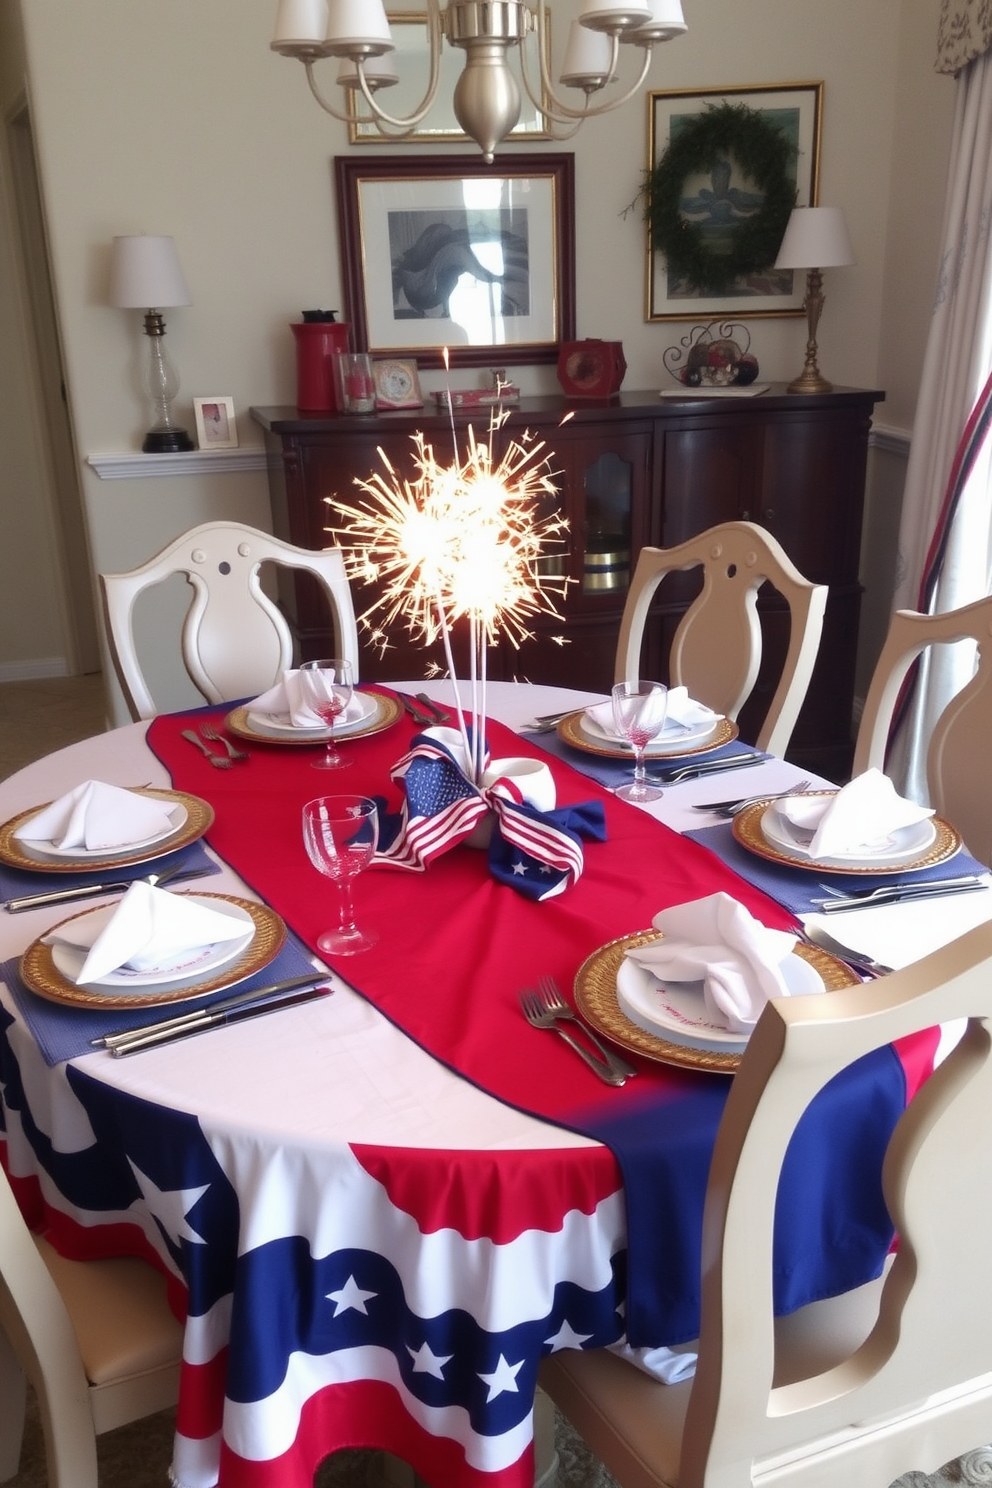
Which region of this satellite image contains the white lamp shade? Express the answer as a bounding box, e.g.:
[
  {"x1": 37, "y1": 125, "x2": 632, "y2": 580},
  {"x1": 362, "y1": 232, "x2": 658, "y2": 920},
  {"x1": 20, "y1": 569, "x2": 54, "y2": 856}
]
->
[
  {"x1": 624, "y1": 0, "x2": 686, "y2": 43},
  {"x1": 271, "y1": 0, "x2": 328, "y2": 48},
  {"x1": 578, "y1": 0, "x2": 652, "y2": 36},
  {"x1": 559, "y1": 20, "x2": 613, "y2": 85},
  {"x1": 109, "y1": 235, "x2": 191, "y2": 309},
  {"x1": 774, "y1": 206, "x2": 855, "y2": 270},
  {"x1": 323, "y1": 0, "x2": 393, "y2": 55},
  {"x1": 337, "y1": 52, "x2": 400, "y2": 89}
]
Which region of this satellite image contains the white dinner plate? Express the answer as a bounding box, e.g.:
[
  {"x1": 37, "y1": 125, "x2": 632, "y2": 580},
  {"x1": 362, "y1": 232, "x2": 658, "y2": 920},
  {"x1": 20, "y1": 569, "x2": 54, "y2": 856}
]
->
[
  {"x1": 616, "y1": 952, "x2": 823, "y2": 1055},
  {"x1": 761, "y1": 800, "x2": 938, "y2": 870},
  {"x1": 16, "y1": 802, "x2": 189, "y2": 863},
  {"x1": 246, "y1": 691, "x2": 379, "y2": 738},
  {"x1": 49, "y1": 895, "x2": 255, "y2": 995},
  {"x1": 578, "y1": 710, "x2": 721, "y2": 756}
]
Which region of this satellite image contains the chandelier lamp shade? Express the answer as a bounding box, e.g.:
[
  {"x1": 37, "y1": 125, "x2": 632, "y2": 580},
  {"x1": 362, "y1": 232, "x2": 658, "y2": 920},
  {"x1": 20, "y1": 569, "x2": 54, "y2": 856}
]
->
[
  {"x1": 774, "y1": 206, "x2": 855, "y2": 395},
  {"x1": 109, "y1": 234, "x2": 194, "y2": 453},
  {"x1": 271, "y1": 0, "x2": 687, "y2": 162}
]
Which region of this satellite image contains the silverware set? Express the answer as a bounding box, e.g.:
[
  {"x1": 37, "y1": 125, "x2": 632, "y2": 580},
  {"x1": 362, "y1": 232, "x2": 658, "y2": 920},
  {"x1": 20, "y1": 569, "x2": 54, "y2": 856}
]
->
[
  {"x1": 397, "y1": 693, "x2": 448, "y2": 725},
  {"x1": 92, "y1": 973, "x2": 334, "y2": 1056},
  {"x1": 796, "y1": 923, "x2": 894, "y2": 978},
  {"x1": 807, "y1": 874, "x2": 989, "y2": 911},
  {"x1": 648, "y1": 752, "x2": 768, "y2": 785},
  {"x1": 3, "y1": 861, "x2": 211, "y2": 913},
  {"x1": 690, "y1": 780, "x2": 811, "y2": 817},
  {"x1": 519, "y1": 975, "x2": 636, "y2": 1085},
  {"x1": 180, "y1": 726, "x2": 249, "y2": 767}
]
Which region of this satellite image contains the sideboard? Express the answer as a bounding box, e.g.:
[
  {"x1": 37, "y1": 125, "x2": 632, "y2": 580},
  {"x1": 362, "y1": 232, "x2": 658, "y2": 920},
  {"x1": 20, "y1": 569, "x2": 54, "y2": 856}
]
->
[{"x1": 251, "y1": 385, "x2": 883, "y2": 779}]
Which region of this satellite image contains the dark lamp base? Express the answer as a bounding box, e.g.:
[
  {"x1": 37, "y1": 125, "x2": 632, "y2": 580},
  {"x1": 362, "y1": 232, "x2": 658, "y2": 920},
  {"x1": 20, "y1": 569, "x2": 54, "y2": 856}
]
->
[{"x1": 142, "y1": 428, "x2": 195, "y2": 453}]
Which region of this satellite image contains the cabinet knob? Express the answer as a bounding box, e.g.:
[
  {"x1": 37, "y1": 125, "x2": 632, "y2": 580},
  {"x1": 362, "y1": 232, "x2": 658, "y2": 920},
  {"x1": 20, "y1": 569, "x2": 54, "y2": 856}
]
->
[
  {"x1": 741, "y1": 509, "x2": 750, "y2": 522},
  {"x1": 764, "y1": 508, "x2": 775, "y2": 521}
]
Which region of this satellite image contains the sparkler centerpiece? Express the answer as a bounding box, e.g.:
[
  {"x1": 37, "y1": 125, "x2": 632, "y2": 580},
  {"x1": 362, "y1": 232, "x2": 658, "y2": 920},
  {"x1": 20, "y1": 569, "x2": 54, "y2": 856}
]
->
[{"x1": 328, "y1": 399, "x2": 570, "y2": 785}]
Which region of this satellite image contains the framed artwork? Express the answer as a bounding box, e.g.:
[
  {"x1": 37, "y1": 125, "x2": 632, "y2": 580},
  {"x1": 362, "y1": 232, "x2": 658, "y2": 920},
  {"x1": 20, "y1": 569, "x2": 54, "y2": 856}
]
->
[
  {"x1": 193, "y1": 397, "x2": 238, "y2": 449},
  {"x1": 646, "y1": 82, "x2": 823, "y2": 322},
  {"x1": 373, "y1": 357, "x2": 423, "y2": 408},
  {"x1": 335, "y1": 153, "x2": 575, "y2": 368},
  {"x1": 348, "y1": 11, "x2": 552, "y2": 145}
]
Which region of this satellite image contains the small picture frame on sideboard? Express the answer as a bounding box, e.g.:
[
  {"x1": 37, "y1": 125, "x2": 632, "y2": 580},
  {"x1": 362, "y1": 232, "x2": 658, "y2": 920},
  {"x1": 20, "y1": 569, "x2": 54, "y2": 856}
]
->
[{"x1": 193, "y1": 397, "x2": 238, "y2": 449}]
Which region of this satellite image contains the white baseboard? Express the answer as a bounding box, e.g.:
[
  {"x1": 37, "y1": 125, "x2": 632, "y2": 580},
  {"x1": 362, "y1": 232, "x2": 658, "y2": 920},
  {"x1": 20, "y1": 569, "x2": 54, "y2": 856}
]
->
[{"x1": 0, "y1": 658, "x2": 70, "y2": 682}]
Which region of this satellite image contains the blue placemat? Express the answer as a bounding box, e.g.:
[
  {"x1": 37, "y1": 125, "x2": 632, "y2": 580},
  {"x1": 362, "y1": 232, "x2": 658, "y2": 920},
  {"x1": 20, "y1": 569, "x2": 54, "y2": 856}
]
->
[
  {"x1": 0, "y1": 839, "x2": 220, "y2": 906},
  {"x1": 3, "y1": 932, "x2": 321, "y2": 1066},
  {"x1": 523, "y1": 726, "x2": 768, "y2": 791},
  {"x1": 685, "y1": 821, "x2": 989, "y2": 916}
]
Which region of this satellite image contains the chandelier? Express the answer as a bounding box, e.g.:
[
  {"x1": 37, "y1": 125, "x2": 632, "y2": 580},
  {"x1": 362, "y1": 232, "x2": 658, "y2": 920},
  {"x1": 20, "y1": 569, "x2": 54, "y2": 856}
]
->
[{"x1": 271, "y1": 0, "x2": 687, "y2": 163}]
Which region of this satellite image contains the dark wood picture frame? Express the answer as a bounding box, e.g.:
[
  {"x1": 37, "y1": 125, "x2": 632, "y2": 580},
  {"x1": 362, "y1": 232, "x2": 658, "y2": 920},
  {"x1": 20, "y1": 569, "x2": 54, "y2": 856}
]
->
[{"x1": 335, "y1": 153, "x2": 575, "y2": 368}]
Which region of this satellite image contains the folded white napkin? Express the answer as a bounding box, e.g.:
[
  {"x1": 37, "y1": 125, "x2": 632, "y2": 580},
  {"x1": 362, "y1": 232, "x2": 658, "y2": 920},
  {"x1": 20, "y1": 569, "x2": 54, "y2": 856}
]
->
[
  {"x1": 250, "y1": 670, "x2": 364, "y2": 729},
  {"x1": 776, "y1": 768, "x2": 934, "y2": 861},
  {"x1": 14, "y1": 781, "x2": 176, "y2": 851},
  {"x1": 585, "y1": 686, "x2": 717, "y2": 741},
  {"x1": 625, "y1": 892, "x2": 796, "y2": 1034},
  {"x1": 44, "y1": 881, "x2": 251, "y2": 985}
]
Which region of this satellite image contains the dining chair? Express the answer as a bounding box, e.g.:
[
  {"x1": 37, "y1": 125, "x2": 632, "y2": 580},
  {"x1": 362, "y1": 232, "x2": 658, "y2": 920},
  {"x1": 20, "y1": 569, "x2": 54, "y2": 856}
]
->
[
  {"x1": 540, "y1": 917, "x2": 992, "y2": 1488},
  {"x1": 100, "y1": 520, "x2": 360, "y2": 721},
  {"x1": 0, "y1": 1163, "x2": 183, "y2": 1488},
  {"x1": 852, "y1": 594, "x2": 992, "y2": 865},
  {"x1": 614, "y1": 522, "x2": 827, "y2": 756}
]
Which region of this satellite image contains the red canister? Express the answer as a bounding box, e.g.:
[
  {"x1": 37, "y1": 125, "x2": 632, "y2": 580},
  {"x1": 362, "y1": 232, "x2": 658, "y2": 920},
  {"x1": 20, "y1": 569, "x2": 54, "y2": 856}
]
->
[{"x1": 292, "y1": 318, "x2": 352, "y2": 411}]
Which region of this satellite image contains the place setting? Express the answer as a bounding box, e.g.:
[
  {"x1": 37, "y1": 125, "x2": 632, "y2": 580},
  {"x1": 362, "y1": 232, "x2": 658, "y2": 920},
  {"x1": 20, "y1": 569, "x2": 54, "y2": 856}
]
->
[{"x1": 223, "y1": 657, "x2": 402, "y2": 755}]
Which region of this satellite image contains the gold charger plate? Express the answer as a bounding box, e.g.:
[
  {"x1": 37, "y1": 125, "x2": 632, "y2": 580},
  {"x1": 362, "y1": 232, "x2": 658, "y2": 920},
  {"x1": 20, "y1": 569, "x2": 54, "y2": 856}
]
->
[
  {"x1": 557, "y1": 710, "x2": 738, "y2": 760},
  {"x1": 225, "y1": 689, "x2": 402, "y2": 746},
  {"x1": 574, "y1": 929, "x2": 859, "y2": 1075},
  {"x1": 19, "y1": 893, "x2": 286, "y2": 1010},
  {"x1": 731, "y1": 795, "x2": 962, "y2": 875},
  {"x1": 0, "y1": 789, "x2": 214, "y2": 875}
]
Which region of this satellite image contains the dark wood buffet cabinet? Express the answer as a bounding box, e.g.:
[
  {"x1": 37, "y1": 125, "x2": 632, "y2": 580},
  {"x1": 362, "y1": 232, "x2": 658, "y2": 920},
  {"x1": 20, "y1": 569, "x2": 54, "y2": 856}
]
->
[{"x1": 252, "y1": 384, "x2": 883, "y2": 779}]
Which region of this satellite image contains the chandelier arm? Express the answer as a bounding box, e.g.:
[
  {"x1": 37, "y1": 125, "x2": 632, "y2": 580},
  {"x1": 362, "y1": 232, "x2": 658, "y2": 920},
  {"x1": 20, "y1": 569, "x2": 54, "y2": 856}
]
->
[
  {"x1": 304, "y1": 59, "x2": 364, "y2": 124},
  {"x1": 517, "y1": 39, "x2": 589, "y2": 136},
  {"x1": 354, "y1": 0, "x2": 445, "y2": 129},
  {"x1": 533, "y1": 19, "x2": 654, "y2": 123}
]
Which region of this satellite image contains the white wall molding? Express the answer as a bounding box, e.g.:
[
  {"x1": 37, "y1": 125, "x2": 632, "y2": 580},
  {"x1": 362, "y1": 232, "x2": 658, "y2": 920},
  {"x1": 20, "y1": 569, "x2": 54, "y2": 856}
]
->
[
  {"x1": 0, "y1": 657, "x2": 69, "y2": 682},
  {"x1": 869, "y1": 423, "x2": 911, "y2": 458},
  {"x1": 87, "y1": 448, "x2": 270, "y2": 480}
]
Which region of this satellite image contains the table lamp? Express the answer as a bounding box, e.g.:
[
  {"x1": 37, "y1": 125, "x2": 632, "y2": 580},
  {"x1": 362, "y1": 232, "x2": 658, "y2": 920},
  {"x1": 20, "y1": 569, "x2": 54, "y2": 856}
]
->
[
  {"x1": 109, "y1": 234, "x2": 194, "y2": 452},
  {"x1": 773, "y1": 206, "x2": 854, "y2": 395}
]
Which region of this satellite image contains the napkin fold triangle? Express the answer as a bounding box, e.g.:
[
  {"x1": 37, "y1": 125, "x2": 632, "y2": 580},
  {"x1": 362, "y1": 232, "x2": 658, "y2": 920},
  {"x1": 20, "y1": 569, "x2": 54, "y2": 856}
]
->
[
  {"x1": 777, "y1": 768, "x2": 934, "y2": 861},
  {"x1": 14, "y1": 781, "x2": 176, "y2": 851},
  {"x1": 625, "y1": 892, "x2": 796, "y2": 1034},
  {"x1": 44, "y1": 881, "x2": 252, "y2": 985},
  {"x1": 250, "y1": 670, "x2": 364, "y2": 729}
]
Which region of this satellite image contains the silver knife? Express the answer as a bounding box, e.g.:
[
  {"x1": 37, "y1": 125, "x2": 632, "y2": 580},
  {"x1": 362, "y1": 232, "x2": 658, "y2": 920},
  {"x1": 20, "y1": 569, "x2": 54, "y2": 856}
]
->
[
  {"x1": 415, "y1": 692, "x2": 448, "y2": 723},
  {"x1": 110, "y1": 984, "x2": 334, "y2": 1056},
  {"x1": 653, "y1": 752, "x2": 766, "y2": 784},
  {"x1": 4, "y1": 863, "x2": 209, "y2": 914},
  {"x1": 93, "y1": 972, "x2": 331, "y2": 1048},
  {"x1": 812, "y1": 876, "x2": 989, "y2": 911}
]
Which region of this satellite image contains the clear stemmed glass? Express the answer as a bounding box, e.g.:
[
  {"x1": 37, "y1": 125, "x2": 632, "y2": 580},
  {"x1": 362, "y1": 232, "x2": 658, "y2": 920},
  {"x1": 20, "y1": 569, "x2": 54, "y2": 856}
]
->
[
  {"x1": 611, "y1": 680, "x2": 669, "y2": 803},
  {"x1": 302, "y1": 795, "x2": 379, "y2": 955},
  {"x1": 298, "y1": 658, "x2": 354, "y2": 770}
]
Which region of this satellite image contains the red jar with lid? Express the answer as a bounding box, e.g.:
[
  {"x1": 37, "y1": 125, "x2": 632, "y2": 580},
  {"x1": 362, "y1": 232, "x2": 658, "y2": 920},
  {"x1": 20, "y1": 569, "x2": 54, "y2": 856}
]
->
[{"x1": 292, "y1": 316, "x2": 351, "y2": 412}]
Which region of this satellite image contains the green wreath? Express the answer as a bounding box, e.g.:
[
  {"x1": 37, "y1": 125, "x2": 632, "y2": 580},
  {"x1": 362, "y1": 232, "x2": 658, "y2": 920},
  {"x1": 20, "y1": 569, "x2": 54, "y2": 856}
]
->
[{"x1": 646, "y1": 102, "x2": 797, "y2": 292}]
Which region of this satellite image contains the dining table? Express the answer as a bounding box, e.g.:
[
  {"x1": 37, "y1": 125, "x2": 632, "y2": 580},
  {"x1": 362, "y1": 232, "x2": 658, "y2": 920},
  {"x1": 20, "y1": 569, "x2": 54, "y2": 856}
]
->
[{"x1": 2, "y1": 678, "x2": 991, "y2": 1488}]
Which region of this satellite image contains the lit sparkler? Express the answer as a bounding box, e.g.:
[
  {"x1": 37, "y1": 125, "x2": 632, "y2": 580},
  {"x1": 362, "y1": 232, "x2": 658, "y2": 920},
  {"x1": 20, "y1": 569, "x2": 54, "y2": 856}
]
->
[{"x1": 326, "y1": 391, "x2": 570, "y2": 783}]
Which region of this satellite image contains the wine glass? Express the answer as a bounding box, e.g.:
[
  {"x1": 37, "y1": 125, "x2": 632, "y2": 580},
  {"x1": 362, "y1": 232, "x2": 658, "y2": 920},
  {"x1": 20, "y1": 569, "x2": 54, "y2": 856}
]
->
[
  {"x1": 611, "y1": 680, "x2": 668, "y2": 803},
  {"x1": 302, "y1": 795, "x2": 379, "y2": 955},
  {"x1": 298, "y1": 658, "x2": 354, "y2": 769}
]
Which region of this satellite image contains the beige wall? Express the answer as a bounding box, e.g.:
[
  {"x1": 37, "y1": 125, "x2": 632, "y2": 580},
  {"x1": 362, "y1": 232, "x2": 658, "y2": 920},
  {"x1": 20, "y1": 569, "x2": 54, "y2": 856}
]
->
[{"x1": 0, "y1": 0, "x2": 958, "y2": 719}]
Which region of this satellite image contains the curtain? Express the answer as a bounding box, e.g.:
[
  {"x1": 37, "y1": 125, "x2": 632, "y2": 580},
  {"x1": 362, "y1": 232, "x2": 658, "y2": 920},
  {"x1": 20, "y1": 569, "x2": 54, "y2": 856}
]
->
[
  {"x1": 889, "y1": 45, "x2": 992, "y2": 801},
  {"x1": 937, "y1": 0, "x2": 992, "y2": 75}
]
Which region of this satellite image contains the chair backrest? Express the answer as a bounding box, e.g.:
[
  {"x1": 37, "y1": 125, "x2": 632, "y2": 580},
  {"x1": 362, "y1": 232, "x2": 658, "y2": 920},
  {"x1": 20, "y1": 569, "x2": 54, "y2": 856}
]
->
[
  {"x1": 615, "y1": 522, "x2": 827, "y2": 757},
  {"x1": 679, "y1": 918, "x2": 992, "y2": 1488},
  {"x1": 0, "y1": 1162, "x2": 182, "y2": 1488},
  {"x1": 853, "y1": 596, "x2": 992, "y2": 865},
  {"x1": 100, "y1": 521, "x2": 360, "y2": 721}
]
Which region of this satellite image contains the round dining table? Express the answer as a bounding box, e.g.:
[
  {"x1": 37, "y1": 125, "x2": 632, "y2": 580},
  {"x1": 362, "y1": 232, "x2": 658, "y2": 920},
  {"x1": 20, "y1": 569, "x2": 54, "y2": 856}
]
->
[{"x1": 2, "y1": 680, "x2": 986, "y2": 1488}]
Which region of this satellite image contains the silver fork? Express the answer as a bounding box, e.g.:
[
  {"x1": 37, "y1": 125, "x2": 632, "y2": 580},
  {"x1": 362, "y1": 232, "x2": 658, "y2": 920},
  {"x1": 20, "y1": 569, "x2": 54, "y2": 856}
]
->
[
  {"x1": 180, "y1": 729, "x2": 232, "y2": 768},
  {"x1": 536, "y1": 975, "x2": 638, "y2": 1080},
  {"x1": 519, "y1": 990, "x2": 628, "y2": 1085},
  {"x1": 200, "y1": 724, "x2": 249, "y2": 762},
  {"x1": 691, "y1": 779, "x2": 811, "y2": 817},
  {"x1": 796, "y1": 924, "x2": 894, "y2": 978}
]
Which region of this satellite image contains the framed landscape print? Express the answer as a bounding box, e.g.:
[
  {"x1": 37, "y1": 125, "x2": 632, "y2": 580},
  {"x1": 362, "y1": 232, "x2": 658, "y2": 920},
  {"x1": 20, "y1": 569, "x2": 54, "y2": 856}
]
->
[
  {"x1": 646, "y1": 82, "x2": 823, "y2": 321},
  {"x1": 335, "y1": 153, "x2": 575, "y2": 368}
]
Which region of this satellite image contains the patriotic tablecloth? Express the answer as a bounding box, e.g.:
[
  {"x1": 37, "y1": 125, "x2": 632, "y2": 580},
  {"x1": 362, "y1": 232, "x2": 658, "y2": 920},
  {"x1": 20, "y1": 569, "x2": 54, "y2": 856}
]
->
[{"x1": 0, "y1": 692, "x2": 936, "y2": 1488}]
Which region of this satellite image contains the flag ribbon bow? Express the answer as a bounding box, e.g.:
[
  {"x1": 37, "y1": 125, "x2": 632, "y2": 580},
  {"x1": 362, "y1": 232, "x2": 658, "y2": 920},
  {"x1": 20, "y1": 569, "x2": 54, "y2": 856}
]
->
[{"x1": 374, "y1": 727, "x2": 607, "y2": 901}]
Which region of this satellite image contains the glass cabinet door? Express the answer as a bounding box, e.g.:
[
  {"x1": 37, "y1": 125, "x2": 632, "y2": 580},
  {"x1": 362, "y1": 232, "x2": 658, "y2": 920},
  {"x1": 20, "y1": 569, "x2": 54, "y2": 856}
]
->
[{"x1": 582, "y1": 450, "x2": 634, "y2": 596}]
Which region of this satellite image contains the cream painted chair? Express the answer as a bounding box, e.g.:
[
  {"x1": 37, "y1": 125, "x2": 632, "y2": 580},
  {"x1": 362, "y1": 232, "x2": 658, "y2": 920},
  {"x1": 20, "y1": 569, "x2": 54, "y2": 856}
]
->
[
  {"x1": 541, "y1": 917, "x2": 992, "y2": 1488},
  {"x1": 615, "y1": 522, "x2": 827, "y2": 757},
  {"x1": 853, "y1": 595, "x2": 992, "y2": 865},
  {"x1": 100, "y1": 521, "x2": 360, "y2": 721},
  {"x1": 0, "y1": 1163, "x2": 183, "y2": 1487}
]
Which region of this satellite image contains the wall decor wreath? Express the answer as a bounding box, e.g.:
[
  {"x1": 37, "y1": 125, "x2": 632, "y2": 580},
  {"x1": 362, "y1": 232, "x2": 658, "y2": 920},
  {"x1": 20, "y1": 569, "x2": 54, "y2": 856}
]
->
[{"x1": 646, "y1": 101, "x2": 798, "y2": 294}]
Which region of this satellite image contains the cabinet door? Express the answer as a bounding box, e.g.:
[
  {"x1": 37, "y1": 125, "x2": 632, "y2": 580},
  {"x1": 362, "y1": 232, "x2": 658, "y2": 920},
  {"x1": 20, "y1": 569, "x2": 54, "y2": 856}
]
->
[{"x1": 757, "y1": 409, "x2": 870, "y2": 583}]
